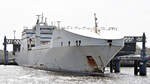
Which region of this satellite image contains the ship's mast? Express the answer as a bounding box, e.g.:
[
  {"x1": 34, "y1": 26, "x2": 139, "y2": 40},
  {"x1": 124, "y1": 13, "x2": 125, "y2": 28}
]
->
[
  {"x1": 94, "y1": 13, "x2": 98, "y2": 33},
  {"x1": 36, "y1": 15, "x2": 40, "y2": 24},
  {"x1": 41, "y1": 13, "x2": 44, "y2": 23},
  {"x1": 57, "y1": 21, "x2": 61, "y2": 29},
  {"x1": 13, "y1": 30, "x2": 16, "y2": 39},
  {"x1": 35, "y1": 15, "x2": 41, "y2": 46},
  {"x1": 44, "y1": 17, "x2": 48, "y2": 25}
]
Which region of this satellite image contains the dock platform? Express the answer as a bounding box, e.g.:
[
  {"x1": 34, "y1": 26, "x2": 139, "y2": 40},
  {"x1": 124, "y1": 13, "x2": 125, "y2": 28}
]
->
[{"x1": 110, "y1": 33, "x2": 148, "y2": 76}]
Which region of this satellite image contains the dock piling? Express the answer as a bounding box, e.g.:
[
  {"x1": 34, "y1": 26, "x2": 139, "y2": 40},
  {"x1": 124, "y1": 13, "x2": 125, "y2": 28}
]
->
[
  {"x1": 139, "y1": 33, "x2": 146, "y2": 76},
  {"x1": 114, "y1": 59, "x2": 120, "y2": 73},
  {"x1": 110, "y1": 59, "x2": 120, "y2": 73},
  {"x1": 3, "y1": 36, "x2": 8, "y2": 65},
  {"x1": 110, "y1": 60, "x2": 113, "y2": 73},
  {"x1": 134, "y1": 60, "x2": 139, "y2": 75},
  {"x1": 139, "y1": 61, "x2": 146, "y2": 76}
]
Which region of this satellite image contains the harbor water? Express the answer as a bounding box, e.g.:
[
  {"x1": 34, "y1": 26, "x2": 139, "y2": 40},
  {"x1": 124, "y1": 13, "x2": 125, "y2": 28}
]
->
[{"x1": 0, "y1": 65, "x2": 150, "y2": 84}]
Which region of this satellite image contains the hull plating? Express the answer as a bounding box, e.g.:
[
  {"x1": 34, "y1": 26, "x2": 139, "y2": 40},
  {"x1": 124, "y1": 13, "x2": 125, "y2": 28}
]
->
[{"x1": 15, "y1": 44, "x2": 122, "y2": 74}]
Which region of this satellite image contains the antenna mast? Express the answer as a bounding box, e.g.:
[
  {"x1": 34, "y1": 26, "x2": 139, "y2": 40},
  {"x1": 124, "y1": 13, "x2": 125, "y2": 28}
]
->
[
  {"x1": 36, "y1": 15, "x2": 40, "y2": 24},
  {"x1": 13, "y1": 30, "x2": 16, "y2": 39},
  {"x1": 44, "y1": 17, "x2": 47, "y2": 25},
  {"x1": 94, "y1": 13, "x2": 98, "y2": 33},
  {"x1": 41, "y1": 13, "x2": 44, "y2": 23},
  {"x1": 57, "y1": 21, "x2": 61, "y2": 29}
]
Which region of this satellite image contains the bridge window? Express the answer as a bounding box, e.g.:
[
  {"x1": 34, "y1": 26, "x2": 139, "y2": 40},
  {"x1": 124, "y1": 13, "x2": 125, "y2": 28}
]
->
[
  {"x1": 40, "y1": 33, "x2": 53, "y2": 34},
  {"x1": 107, "y1": 40, "x2": 112, "y2": 43},
  {"x1": 61, "y1": 42, "x2": 63, "y2": 46},
  {"x1": 40, "y1": 37, "x2": 51, "y2": 39}
]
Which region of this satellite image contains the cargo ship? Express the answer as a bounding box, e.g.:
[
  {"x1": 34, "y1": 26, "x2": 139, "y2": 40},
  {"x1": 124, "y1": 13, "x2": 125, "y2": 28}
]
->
[{"x1": 15, "y1": 14, "x2": 124, "y2": 75}]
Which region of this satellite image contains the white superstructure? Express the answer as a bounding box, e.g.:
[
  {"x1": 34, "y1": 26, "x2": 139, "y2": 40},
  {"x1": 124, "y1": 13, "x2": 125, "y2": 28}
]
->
[{"x1": 15, "y1": 14, "x2": 124, "y2": 75}]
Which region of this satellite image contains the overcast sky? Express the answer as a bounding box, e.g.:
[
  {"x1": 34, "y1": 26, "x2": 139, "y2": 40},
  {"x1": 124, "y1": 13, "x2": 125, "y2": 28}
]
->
[{"x1": 0, "y1": 0, "x2": 150, "y2": 50}]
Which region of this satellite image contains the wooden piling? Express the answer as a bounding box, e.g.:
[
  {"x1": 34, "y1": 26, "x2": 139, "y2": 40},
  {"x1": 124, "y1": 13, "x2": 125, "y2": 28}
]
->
[{"x1": 3, "y1": 36, "x2": 8, "y2": 65}]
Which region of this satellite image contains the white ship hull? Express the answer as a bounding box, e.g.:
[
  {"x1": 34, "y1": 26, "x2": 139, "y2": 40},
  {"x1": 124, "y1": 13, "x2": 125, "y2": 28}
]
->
[
  {"x1": 14, "y1": 15, "x2": 124, "y2": 75},
  {"x1": 15, "y1": 29, "x2": 124, "y2": 74},
  {"x1": 16, "y1": 45, "x2": 122, "y2": 74}
]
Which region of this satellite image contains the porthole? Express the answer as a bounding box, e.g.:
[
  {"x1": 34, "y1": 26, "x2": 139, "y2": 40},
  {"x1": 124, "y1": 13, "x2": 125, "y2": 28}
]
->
[
  {"x1": 79, "y1": 40, "x2": 81, "y2": 46},
  {"x1": 61, "y1": 42, "x2": 63, "y2": 46},
  {"x1": 68, "y1": 41, "x2": 71, "y2": 46},
  {"x1": 76, "y1": 40, "x2": 78, "y2": 46}
]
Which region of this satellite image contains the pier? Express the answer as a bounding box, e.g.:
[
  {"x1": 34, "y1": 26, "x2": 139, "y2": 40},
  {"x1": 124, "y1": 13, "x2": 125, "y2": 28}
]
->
[
  {"x1": 110, "y1": 33, "x2": 149, "y2": 76},
  {"x1": 3, "y1": 36, "x2": 21, "y2": 65}
]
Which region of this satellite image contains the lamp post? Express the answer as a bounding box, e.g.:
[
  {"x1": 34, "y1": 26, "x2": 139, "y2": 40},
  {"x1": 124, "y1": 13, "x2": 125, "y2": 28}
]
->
[{"x1": 13, "y1": 30, "x2": 16, "y2": 39}]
